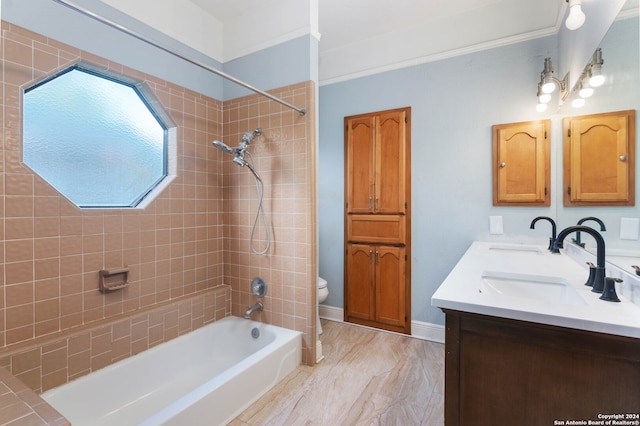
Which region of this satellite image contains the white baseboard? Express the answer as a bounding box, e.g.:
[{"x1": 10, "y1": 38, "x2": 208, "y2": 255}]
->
[
  {"x1": 318, "y1": 305, "x2": 445, "y2": 344},
  {"x1": 411, "y1": 320, "x2": 445, "y2": 343},
  {"x1": 319, "y1": 305, "x2": 344, "y2": 322}
]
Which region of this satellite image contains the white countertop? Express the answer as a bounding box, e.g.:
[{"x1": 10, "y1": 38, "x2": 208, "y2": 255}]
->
[{"x1": 431, "y1": 241, "x2": 640, "y2": 339}]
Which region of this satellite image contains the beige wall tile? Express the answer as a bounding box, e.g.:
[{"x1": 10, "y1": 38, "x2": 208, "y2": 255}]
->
[{"x1": 0, "y1": 23, "x2": 315, "y2": 425}]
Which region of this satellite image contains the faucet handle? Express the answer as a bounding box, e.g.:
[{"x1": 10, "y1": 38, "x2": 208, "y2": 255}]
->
[
  {"x1": 584, "y1": 262, "x2": 596, "y2": 287},
  {"x1": 600, "y1": 277, "x2": 622, "y2": 302}
]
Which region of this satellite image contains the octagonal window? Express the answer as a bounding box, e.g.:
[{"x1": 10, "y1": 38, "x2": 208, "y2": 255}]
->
[{"x1": 23, "y1": 63, "x2": 175, "y2": 208}]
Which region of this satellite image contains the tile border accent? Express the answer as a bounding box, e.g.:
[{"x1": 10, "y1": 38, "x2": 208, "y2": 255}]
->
[{"x1": 0, "y1": 286, "x2": 231, "y2": 395}]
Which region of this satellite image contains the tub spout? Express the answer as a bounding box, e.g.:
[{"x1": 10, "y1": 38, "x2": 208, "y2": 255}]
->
[{"x1": 244, "y1": 301, "x2": 263, "y2": 319}]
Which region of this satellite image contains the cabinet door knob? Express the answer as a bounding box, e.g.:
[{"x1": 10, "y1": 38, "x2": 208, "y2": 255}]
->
[
  {"x1": 620, "y1": 155, "x2": 627, "y2": 161},
  {"x1": 500, "y1": 162, "x2": 506, "y2": 168}
]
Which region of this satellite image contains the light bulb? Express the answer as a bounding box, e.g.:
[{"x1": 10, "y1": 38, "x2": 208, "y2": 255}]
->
[
  {"x1": 579, "y1": 86, "x2": 593, "y2": 98},
  {"x1": 572, "y1": 98, "x2": 585, "y2": 108},
  {"x1": 565, "y1": 1, "x2": 586, "y2": 30},
  {"x1": 589, "y1": 72, "x2": 605, "y2": 87},
  {"x1": 536, "y1": 103, "x2": 548, "y2": 112},
  {"x1": 541, "y1": 81, "x2": 556, "y2": 94},
  {"x1": 538, "y1": 93, "x2": 552, "y2": 104}
]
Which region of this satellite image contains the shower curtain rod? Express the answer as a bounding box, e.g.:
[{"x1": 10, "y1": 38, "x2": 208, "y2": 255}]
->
[{"x1": 51, "y1": 0, "x2": 307, "y2": 116}]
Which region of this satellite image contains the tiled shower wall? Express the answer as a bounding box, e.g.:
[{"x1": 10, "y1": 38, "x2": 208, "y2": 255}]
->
[
  {"x1": 223, "y1": 83, "x2": 317, "y2": 365},
  {"x1": 0, "y1": 19, "x2": 316, "y2": 401}
]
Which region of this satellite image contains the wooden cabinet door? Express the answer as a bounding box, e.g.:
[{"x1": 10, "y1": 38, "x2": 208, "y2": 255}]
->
[
  {"x1": 564, "y1": 110, "x2": 635, "y2": 206},
  {"x1": 492, "y1": 120, "x2": 550, "y2": 206},
  {"x1": 346, "y1": 117, "x2": 375, "y2": 213},
  {"x1": 375, "y1": 246, "x2": 406, "y2": 328},
  {"x1": 346, "y1": 243, "x2": 375, "y2": 321},
  {"x1": 375, "y1": 110, "x2": 407, "y2": 214}
]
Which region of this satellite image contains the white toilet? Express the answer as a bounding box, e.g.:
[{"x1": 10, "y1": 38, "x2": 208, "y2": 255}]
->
[{"x1": 317, "y1": 277, "x2": 328, "y2": 334}]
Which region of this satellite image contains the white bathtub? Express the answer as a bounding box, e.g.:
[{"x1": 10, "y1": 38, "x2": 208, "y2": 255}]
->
[{"x1": 41, "y1": 316, "x2": 301, "y2": 426}]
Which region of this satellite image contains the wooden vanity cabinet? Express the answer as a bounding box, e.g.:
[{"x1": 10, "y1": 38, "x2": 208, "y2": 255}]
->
[
  {"x1": 444, "y1": 310, "x2": 640, "y2": 425},
  {"x1": 344, "y1": 107, "x2": 411, "y2": 334},
  {"x1": 563, "y1": 110, "x2": 635, "y2": 206},
  {"x1": 492, "y1": 120, "x2": 550, "y2": 206}
]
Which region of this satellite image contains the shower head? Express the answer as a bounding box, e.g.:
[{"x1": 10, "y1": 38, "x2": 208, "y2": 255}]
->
[
  {"x1": 241, "y1": 128, "x2": 262, "y2": 145},
  {"x1": 213, "y1": 128, "x2": 262, "y2": 168},
  {"x1": 212, "y1": 140, "x2": 234, "y2": 155}
]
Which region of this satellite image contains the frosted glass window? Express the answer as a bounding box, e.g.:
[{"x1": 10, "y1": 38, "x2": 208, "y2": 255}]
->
[{"x1": 23, "y1": 66, "x2": 168, "y2": 208}]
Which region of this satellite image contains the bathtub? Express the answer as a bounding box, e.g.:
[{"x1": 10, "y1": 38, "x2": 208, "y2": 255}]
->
[{"x1": 41, "y1": 316, "x2": 301, "y2": 426}]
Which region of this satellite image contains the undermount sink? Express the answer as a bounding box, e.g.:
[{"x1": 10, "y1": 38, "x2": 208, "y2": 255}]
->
[
  {"x1": 480, "y1": 271, "x2": 586, "y2": 305},
  {"x1": 487, "y1": 244, "x2": 543, "y2": 255}
]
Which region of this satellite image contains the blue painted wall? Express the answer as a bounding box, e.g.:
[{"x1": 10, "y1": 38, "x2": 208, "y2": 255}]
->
[
  {"x1": 318, "y1": 17, "x2": 639, "y2": 326},
  {"x1": 3, "y1": 0, "x2": 316, "y2": 102},
  {"x1": 223, "y1": 35, "x2": 316, "y2": 100}
]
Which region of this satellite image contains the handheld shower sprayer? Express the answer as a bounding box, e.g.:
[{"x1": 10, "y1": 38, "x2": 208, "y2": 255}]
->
[
  {"x1": 212, "y1": 140, "x2": 234, "y2": 155},
  {"x1": 211, "y1": 128, "x2": 270, "y2": 255},
  {"x1": 212, "y1": 128, "x2": 262, "y2": 166}
]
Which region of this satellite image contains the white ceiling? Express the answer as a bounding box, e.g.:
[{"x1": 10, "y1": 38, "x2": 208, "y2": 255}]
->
[
  {"x1": 176, "y1": 0, "x2": 638, "y2": 84},
  {"x1": 317, "y1": 0, "x2": 562, "y2": 52},
  {"x1": 191, "y1": 0, "x2": 563, "y2": 54},
  {"x1": 190, "y1": 0, "x2": 565, "y2": 83}
]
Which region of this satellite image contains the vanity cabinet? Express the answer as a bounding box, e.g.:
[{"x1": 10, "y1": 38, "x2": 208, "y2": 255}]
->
[
  {"x1": 444, "y1": 310, "x2": 640, "y2": 425},
  {"x1": 563, "y1": 110, "x2": 635, "y2": 206},
  {"x1": 344, "y1": 107, "x2": 411, "y2": 334},
  {"x1": 492, "y1": 120, "x2": 550, "y2": 206},
  {"x1": 346, "y1": 243, "x2": 407, "y2": 331}
]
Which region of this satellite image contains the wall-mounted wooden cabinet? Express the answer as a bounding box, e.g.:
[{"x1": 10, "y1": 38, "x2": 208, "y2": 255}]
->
[
  {"x1": 492, "y1": 120, "x2": 550, "y2": 206},
  {"x1": 563, "y1": 110, "x2": 635, "y2": 206},
  {"x1": 344, "y1": 107, "x2": 411, "y2": 335}
]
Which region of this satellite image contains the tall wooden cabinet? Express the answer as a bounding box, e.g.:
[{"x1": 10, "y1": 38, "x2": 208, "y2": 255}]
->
[{"x1": 344, "y1": 107, "x2": 411, "y2": 334}]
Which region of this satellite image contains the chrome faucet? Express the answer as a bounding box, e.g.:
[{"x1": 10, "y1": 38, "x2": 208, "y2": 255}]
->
[
  {"x1": 553, "y1": 225, "x2": 606, "y2": 293},
  {"x1": 244, "y1": 301, "x2": 263, "y2": 319},
  {"x1": 572, "y1": 217, "x2": 606, "y2": 247},
  {"x1": 529, "y1": 216, "x2": 557, "y2": 251}
]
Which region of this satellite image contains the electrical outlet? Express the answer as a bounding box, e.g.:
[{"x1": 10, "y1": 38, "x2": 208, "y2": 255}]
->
[
  {"x1": 620, "y1": 217, "x2": 639, "y2": 240},
  {"x1": 489, "y1": 216, "x2": 503, "y2": 235}
]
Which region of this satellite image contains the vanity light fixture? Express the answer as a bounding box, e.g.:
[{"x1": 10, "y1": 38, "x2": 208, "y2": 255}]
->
[
  {"x1": 588, "y1": 48, "x2": 605, "y2": 87},
  {"x1": 535, "y1": 57, "x2": 568, "y2": 112},
  {"x1": 565, "y1": 48, "x2": 605, "y2": 109},
  {"x1": 565, "y1": 0, "x2": 586, "y2": 30},
  {"x1": 539, "y1": 58, "x2": 567, "y2": 95},
  {"x1": 578, "y1": 79, "x2": 593, "y2": 98}
]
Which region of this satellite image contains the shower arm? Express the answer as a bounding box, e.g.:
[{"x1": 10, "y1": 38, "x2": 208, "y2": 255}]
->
[{"x1": 50, "y1": 0, "x2": 307, "y2": 116}]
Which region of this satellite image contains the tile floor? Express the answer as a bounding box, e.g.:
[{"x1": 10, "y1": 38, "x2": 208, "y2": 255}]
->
[{"x1": 230, "y1": 319, "x2": 445, "y2": 425}]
